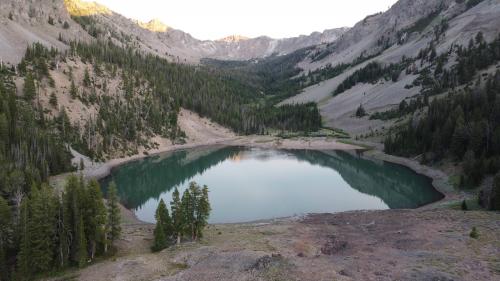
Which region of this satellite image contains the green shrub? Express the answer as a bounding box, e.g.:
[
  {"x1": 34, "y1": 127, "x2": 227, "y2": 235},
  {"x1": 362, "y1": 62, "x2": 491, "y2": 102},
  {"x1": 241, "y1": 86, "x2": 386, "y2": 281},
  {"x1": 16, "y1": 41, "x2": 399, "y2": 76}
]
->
[
  {"x1": 470, "y1": 227, "x2": 479, "y2": 239},
  {"x1": 461, "y1": 200, "x2": 468, "y2": 211},
  {"x1": 491, "y1": 174, "x2": 500, "y2": 210}
]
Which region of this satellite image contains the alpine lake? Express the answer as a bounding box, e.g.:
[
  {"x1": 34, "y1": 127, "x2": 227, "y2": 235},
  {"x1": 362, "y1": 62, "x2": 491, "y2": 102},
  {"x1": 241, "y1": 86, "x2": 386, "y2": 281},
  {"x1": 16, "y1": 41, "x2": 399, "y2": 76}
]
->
[{"x1": 101, "y1": 146, "x2": 443, "y2": 224}]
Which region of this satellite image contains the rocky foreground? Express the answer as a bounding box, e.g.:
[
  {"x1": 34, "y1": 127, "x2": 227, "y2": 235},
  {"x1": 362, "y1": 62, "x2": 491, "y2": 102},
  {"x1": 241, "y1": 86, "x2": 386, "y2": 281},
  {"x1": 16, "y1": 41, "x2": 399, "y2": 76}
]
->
[{"x1": 50, "y1": 209, "x2": 500, "y2": 281}]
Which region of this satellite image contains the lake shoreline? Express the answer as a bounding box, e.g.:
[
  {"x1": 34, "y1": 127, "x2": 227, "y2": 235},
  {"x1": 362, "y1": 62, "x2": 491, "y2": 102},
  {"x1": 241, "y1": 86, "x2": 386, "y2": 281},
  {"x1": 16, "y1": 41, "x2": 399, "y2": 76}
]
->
[
  {"x1": 64, "y1": 135, "x2": 363, "y2": 182},
  {"x1": 51, "y1": 135, "x2": 454, "y2": 226}
]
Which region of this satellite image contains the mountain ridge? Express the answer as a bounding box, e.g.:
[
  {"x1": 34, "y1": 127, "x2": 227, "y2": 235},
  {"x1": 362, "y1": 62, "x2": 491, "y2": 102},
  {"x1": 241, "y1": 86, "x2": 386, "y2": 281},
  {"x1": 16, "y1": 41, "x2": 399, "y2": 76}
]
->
[
  {"x1": 283, "y1": 0, "x2": 500, "y2": 136},
  {"x1": 0, "y1": 0, "x2": 349, "y2": 64}
]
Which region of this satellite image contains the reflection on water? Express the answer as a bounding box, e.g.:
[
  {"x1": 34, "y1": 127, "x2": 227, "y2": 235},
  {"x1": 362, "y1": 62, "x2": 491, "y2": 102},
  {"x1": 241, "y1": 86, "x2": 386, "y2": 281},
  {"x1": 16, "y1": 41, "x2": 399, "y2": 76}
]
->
[{"x1": 101, "y1": 146, "x2": 442, "y2": 223}]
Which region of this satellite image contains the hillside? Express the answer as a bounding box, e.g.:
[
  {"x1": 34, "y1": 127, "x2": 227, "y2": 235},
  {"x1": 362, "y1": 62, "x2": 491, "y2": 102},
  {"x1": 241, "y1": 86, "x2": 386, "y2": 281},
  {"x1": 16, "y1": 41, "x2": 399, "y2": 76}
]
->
[
  {"x1": 282, "y1": 0, "x2": 500, "y2": 135},
  {"x1": 0, "y1": 0, "x2": 92, "y2": 64}
]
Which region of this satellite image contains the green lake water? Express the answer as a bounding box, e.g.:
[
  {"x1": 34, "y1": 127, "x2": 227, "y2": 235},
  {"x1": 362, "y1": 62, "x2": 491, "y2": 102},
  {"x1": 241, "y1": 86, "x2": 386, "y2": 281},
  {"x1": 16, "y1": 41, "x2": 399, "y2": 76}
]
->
[{"x1": 101, "y1": 146, "x2": 443, "y2": 223}]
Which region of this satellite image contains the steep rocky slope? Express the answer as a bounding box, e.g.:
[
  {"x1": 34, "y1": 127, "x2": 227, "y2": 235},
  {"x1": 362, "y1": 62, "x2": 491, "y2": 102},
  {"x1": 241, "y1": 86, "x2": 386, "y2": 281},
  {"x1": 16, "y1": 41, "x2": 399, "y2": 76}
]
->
[
  {"x1": 0, "y1": 0, "x2": 348, "y2": 64},
  {"x1": 0, "y1": 0, "x2": 92, "y2": 64},
  {"x1": 283, "y1": 0, "x2": 500, "y2": 135}
]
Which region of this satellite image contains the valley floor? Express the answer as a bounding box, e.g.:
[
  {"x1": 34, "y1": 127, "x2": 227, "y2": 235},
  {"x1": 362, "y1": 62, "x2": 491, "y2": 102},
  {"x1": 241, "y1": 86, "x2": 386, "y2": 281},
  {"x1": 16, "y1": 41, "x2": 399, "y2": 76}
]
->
[{"x1": 48, "y1": 209, "x2": 500, "y2": 281}]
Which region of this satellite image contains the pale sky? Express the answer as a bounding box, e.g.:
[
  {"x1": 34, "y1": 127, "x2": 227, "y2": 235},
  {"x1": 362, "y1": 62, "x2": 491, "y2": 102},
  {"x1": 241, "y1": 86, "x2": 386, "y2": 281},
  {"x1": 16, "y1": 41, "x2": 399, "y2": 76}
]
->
[{"x1": 91, "y1": 0, "x2": 398, "y2": 40}]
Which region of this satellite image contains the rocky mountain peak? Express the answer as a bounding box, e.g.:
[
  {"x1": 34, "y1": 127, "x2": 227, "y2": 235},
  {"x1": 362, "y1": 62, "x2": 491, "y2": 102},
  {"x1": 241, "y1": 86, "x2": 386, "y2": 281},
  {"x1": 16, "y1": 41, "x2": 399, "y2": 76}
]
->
[
  {"x1": 217, "y1": 35, "x2": 251, "y2": 43},
  {"x1": 137, "y1": 18, "x2": 169, "y2": 32},
  {"x1": 64, "y1": 0, "x2": 111, "y2": 17}
]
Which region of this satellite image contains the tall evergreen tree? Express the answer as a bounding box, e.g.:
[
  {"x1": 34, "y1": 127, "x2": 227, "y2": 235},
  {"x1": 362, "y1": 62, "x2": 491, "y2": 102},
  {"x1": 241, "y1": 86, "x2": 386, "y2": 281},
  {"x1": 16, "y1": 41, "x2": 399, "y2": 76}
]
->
[
  {"x1": 16, "y1": 197, "x2": 31, "y2": 280},
  {"x1": 170, "y1": 188, "x2": 183, "y2": 245},
  {"x1": 83, "y1": 68, "x2": 91, "y2": 87},
  {"x1": 84, "y1": 180, "x2": 107, "y2": 260},
  {"x1": 54, "y1": 196, "x2": 69, "y2": 269},
  {"x1": 180, "y1": 189, "x2": 193, "y2": 240},
  {"x1": 195, "y1": 185, "x2": 211, "y2": 240},
  {"x1": 151, "y1": 201, "x2": 169, "y2": 252},
  {"x1": 63, "y1": 175, "x2": 83, "y2": 265},
  {"x1": 491, "y1": 174, "x2": 500, "y2": 210},
  {"x1": 0, "y1": 196, "x2": 12, "y2": 281},
  {"x1": 155, "y1": 199, "x2": 173, "y2": 239},
  {"x1": 29, "y1": 184, "x2": 57, "y2": 273},
  {"x1": 70, "y1": 79, "x2": 78, "y2": 99},
  {"x1": 106, "y1": 182, "x2": 121, "y2": 250},
  {"x1": 75, "y1": 215, "x2": 87, "y2": 267},
  {"x1": 23, "y1": 72, "x2": 36, "y2": 101}
]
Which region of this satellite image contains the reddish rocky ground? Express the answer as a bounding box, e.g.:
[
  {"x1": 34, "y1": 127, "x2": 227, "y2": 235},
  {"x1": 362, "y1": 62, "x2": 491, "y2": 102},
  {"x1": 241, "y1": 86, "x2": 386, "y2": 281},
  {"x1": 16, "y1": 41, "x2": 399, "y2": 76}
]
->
[{"x1": 49, "y1": 209, "x2": 500, "y2": 281}]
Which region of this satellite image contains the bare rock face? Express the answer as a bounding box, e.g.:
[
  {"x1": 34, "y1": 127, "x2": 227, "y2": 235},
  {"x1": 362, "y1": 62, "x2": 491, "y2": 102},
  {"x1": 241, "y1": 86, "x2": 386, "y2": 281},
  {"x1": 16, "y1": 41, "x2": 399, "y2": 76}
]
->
[
  {"x1": 0, "y1": 0, "x2": 92, "y2": 64},
  {"x1": 217, "y1": 35, "x2": 250, "y2": 43},
  {"x1": 137, "y1": 19, "x2": 169, "y2": 33},
  {"x1": 301, "y1": 0, "x2": 459, "y2": 69},
  {"x1": 205, "y1": 28, "x2": 349, "y2": 60}
]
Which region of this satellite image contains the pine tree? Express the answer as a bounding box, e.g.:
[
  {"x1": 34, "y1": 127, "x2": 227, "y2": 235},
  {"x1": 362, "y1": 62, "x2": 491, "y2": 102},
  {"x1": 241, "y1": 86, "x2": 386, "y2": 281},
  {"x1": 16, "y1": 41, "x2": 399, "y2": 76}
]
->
[
  {"x1": 54, "y1": 196, "x2": 69, "y2": 268},
  {"x1": 152, "y1": 220, "x2": 167, "y2": 252},
  {"x1": 49, "y1": 92, "x2": 58, "y2": 107},
  {"x1": 491, "y1": 173, "x2": 500, "y2": 210},
  {"x1": 0, "y1": 113, "x2": 8, "y2": 150},
  {"x1": 83, "y1": 68, "x2": 91, "y2": 87},
  {"x1": 151, "y1": 201, "x2": 169, "y2": 252},
  {"x1": 70, "y1": 79, "x2": 78, "y2": 99},
  {"x1": 16, "y1": 197, "x2": 31, "y2": 280},
  {"x1": 23, "y1": 72, "x2": 36, "y2": 101},
  {"x1": 355, "y1": 104, "x2": 367, "y2": 118},
  {"x1": 0, "y1": 196, "x2": 12, "y2": 281},
  {"x1": 76, "y1": 215, "x2": 87, "y2": 267},
  {"x1": 155, "y1": 199, "x2": 173, "y2": 239},
  {"x1": 181, "y1": 189, "x2": 193, "y2": 240},
  {"x1": 188, "y1": 183, "x2": 203, "y2": 240},
  {"x1": 29, "y1": 184, "x2": 57, "y2": 273},
  {"x1": 107, "y1": 182, "x2": 121, "y2": 250},
  {"x1": 170, "y1": 188, "x2": 183, "y2": 245},
  {"x1": 195, "y1": 185, "x2": 211, "y2": 240},
  {"x1": 64, "y1": 175, "x2": 83, "y2": 264},
  {"x1": 84, "y1": 180, "x2": 107, "y2": 260},
  {"x1": 461, "y1": 199, "x2": 468, "y2": 211}
]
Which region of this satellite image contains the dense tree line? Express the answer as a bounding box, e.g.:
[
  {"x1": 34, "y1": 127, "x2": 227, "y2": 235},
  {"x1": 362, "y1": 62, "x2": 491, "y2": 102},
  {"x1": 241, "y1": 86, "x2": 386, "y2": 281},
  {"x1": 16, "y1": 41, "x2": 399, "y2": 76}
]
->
[
  {"x1": 301, "y1": 51, "x2": 384, "y2": 89},
  {"x1": 0, "y1": 65, "x2": 73, "y2": 198},
  {"x1": 70, "y1": 40, "x2": 322, "y2": 135},
  {"x1": 11, "y1": 40, "x2": 323, "y2": 161},
  {"x1": 333, "y1": 61, "x2": 407, "y2": 95},
  {"x1": 0, "y1": 175, "x2": 121, "y2": 280},
  {"x1": 370, "y1": 98, "x2": 428, "y2": 120},
  {"x1": 385, "y1": 71, "x2": 500, "y2": 192},
  {"x1": 202, "y1": 49, "x2": 311, "y2": 103},
  {"x1": 415, "y1": 32, "x2": 500, "y2": 97},
  {"x1": 152, "y1": 182, "x2": 211, "y2": 252},
  {"x1": 370, "y1": 32, "x2": 500, "y2": 121},
  {"x1": 204, "y1": 49, "x2": 383, "y2": 103}
]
